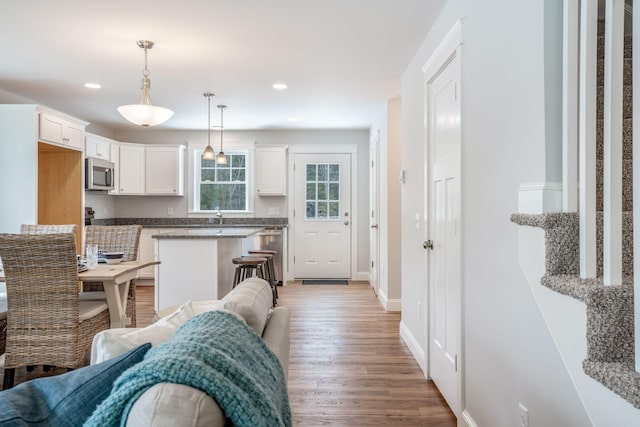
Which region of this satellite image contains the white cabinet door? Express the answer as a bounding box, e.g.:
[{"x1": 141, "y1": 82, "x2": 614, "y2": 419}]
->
[
  {"x1": 138, "y1": 228, "x2": 159, "y2": 279},
  {"x1": 108, "y1": 143, "x2": 120, "y2": 195},
  {"x1": 85, "y1": 133, "x2": 111, "y2": 160},
  {"x1": 119, "y1": 143, "x2": 145, "y2": 194},
  {"x1": 145, "y1": 145, "x2": 185, "y2": 195},
  {"x1": 256, "y1": 146, "x2": 287, "y2": 196},
  {"x1": 39, "y1": 112, "x2": 85, "y2": 151}
]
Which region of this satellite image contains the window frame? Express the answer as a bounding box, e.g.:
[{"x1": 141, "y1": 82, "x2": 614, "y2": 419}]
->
[{"x1": 187, "y1": 143, "x2": 255, "y2": 216}]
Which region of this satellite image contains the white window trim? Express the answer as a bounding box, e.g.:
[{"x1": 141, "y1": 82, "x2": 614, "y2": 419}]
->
[{"x1": 186, "y1": 140, "x2": 255, "y2": 217}]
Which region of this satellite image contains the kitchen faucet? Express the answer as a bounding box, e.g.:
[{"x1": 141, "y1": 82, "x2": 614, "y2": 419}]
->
[{"x1": 215, "y1": 207, "x2": 223, "y2": 225}]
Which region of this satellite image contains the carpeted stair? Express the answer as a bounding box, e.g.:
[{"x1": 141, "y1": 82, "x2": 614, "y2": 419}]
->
[{"x1": 511, "y1": 28, "x2": 640, "y2": 408}]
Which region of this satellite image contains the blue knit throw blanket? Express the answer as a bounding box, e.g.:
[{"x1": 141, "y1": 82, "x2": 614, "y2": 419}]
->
[{"x1": 85, "y1": 310, "x2": 292, "y2": 427}]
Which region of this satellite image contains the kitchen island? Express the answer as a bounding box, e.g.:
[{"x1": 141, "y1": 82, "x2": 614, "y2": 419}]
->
[{"x1": 152, "y1": 227, "x2": 264, "y2": 311}]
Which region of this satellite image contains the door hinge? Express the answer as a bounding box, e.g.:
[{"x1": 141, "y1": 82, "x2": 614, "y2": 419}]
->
[
  {"x1": 371, "y1": 210, "x2": 374, "y2": 218},
  {"x1": 371, "y1": 160, "x2": 374, "y2": 168},
  {"x1": 454, "y1": 82, "x2": 457, "y2": 101},
  {"x1": 455, "y1": 354, "x2": 458, "y2": 372},
  {"x1": 293, "y1": 256, "x2": 296, "y2": 263},
  {"x1": 371, "y1": 260, "x2": 374, "y2": 268}
]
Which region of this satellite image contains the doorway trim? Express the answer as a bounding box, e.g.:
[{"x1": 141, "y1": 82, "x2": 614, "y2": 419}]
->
[
  {"x1": 287, "y1": 144, "x2": 359, "y2": 281},
  {"x1": 370, "y1": 131, "x2": 380, "y2": 296},
  {"x1": 422, "y1": 19, "x2": 464, "y2": 418}
]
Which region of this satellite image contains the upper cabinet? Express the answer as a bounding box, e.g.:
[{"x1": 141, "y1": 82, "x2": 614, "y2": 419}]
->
[
  {"x1": 145, "y1": 145, "x2": 185, "y2": 195},
  {"x1": 255, "y1": 145, "x2": 287, "y2": 196},
  {"x1": 85, "y1": 133, "x2": 113, "y2": 160},
  {"x1": 118, "y1": 143, "x2": 146, "y2": 195},
  {"x1": 39, "y1": 110, "x2": 86, "y2": 151}
]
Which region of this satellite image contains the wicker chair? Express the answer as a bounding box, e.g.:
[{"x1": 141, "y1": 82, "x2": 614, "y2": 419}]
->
[
  {"x1": 80, "y1": 225, "x2": 142, "y2": 327},
  {"x1": 0, "y1": 233, "x2": 110, "y2": 389},
  {"x1": 0, "y1": 225, "x2": 79, "y2": 355},
  {"x1": 20, "y1": 224, "x2": 78, "y2": 235}
]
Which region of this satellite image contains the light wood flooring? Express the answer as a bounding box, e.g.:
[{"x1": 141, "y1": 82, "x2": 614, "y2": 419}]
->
[
  {"x1": 4, "y1": 282, "x2": 456, "y2": 426},
  {"x1": 281, "y1": 280, "x2": 455, "y2": 426}
]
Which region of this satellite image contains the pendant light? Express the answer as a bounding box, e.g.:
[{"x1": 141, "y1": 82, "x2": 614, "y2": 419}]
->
[
  {"x1": 216, "y1": 104, "x2": 228, "y2": 165},
  {"x1": 202, "y1": 93, "x2": 216, "y2": 160},
  {"x1": 117, "y1": 40, "x2": 173, "y2": 127}
]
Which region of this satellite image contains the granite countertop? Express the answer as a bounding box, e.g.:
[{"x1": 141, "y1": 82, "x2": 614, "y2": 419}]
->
[
  {"x1": 91, "y1": 217, "x2": 288, "y2": 229},
  {"x1": 152, "y1": 227, "x2": 265, "y2": 239}
]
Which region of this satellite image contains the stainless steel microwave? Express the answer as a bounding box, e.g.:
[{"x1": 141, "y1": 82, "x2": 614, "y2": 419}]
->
[{"x1": 85, "y1": 157, "x2": 115, "y2": 191}]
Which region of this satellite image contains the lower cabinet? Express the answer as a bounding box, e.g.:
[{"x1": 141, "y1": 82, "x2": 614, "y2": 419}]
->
[{"x1": 138, "y1": 228, "x2": 160, "y2": 279}]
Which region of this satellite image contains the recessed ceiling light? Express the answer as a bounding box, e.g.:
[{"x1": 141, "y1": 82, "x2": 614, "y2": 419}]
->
[
  {"x1": 84, "y1": 83, "x2": 101, "y2": 89},
  {"x1": 272, "y1": 83, "x2": 288, "y2": 90},
  {"x1": 287, "y1": 117, "x2": 298, "y2": 122}
]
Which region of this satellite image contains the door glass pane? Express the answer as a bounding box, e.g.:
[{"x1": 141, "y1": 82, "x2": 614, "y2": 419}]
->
[
  {"x1": 329, "y1": 183, "x2": 339, "y2": 200},
  {"x1": 329, "y1": 164, "x2": 339, "y2": 181},
  {"x1": 306, "y1": 202, "x2": 316, "y2": 218},
  {"x1": 306, "y1": 164, "x2": 316, "y2": 181},
  {"x1": 329, "y1": 202, "x2": 339, "y2": 218},
  {"x1": 317, "y1": 202, "x2": 328, "y2": 218},
  {"x1": 318, "y1": 164, "x2": 328, "y2": 181},
  {"x1": 317, "y1": 183, "x2": 327, "y2": 200},
  {"x1": 306, "y1": 183, "x2": 316, "y2": 199}
]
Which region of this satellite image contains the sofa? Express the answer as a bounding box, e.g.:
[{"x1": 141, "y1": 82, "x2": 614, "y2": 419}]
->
[{"x1": 0, "y1": 277, "x2": 291, "y2": 427}]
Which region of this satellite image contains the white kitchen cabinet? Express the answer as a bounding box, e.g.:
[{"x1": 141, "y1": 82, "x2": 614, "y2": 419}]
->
[
  {"x1": 138, "y1": 228, "x2": 161, "y2": 279},
  {"x1": 85, "y1": 133, "x2": 112, "y2": 160},
  {"x1": 39, "y1": 110, "x2": 86, "y2": 151},
  {"x1": 118, "y1": 143, "x2": 145, "y2": 195},
  {"x1": 255, "y1": 145, "x2": 287, "y2": 196},
  {"x1": 145, "y1": 145, "x2": 185, "y2": 195}
]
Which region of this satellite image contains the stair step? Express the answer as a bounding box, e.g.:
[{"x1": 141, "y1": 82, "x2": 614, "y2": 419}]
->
[{"x1": 583, "y1": 361, "x2": 640, "y2": 409}]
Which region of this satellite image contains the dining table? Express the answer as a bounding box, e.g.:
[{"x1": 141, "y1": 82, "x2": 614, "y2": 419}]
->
[{"x1": 0, "y1": 260, "x2": 159, "y2": 328}]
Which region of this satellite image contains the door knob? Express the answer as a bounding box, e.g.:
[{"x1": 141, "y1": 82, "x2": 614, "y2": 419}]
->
[
  {"x1": 344, "y1": 220, "x2": 350, "y2": 226},
  {"x1": 423, "y1": 240, "x2": 434, "y2": 250},
  {"x1": 371, "y1": 224, "x2": 378, "y2": 229}
]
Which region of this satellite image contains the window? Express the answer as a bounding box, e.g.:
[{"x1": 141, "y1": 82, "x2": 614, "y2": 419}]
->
[
  {"x1": 305, "y1": 163, "x2": 340, "y2": 220},
  {"x1": 194, "y1": 150, "x2": 250, "y2": 212}
]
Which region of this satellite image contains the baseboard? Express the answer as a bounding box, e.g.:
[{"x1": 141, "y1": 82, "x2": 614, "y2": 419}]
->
[
  {"x1": 356, "y1": 271, "x2": 371, "y2": 281},
  {"x1": 386, "y1": 298, "x2": 401, "y2": 312},
  {"x1": 461, "y1": 409, "x2": 478, "y2": 427},
  {"x1": 399, "y1": 320, "x2": 427, "y2": 376}
]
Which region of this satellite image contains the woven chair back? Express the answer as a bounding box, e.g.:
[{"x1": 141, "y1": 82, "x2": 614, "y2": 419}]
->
[{"x1": 84, "y1": 225, "x2": 142, "y2": 261}]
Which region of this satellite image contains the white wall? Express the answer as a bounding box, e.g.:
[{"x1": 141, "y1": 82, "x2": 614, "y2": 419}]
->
[
  {"x1": 400, "y1": 1, "x2": 594, "y2": 426},
  {"x1": 96, "y1": 128, "x2": 370, "y2": 275}
]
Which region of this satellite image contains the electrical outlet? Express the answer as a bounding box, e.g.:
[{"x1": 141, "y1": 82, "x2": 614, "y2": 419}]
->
[
  {"x1": 167, "y1": 207, "x2": 174, "y2": 216},
  {"x1": 518, "y1": 403, "x2": 529, "y2": 427},
  {"x1": 268, "y1": 207, "x2": 279, "y2": 215}
]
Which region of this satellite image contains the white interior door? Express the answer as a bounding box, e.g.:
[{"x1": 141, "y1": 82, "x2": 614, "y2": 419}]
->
[
  {"x1": 294, "y1": 153, "x2": 351, "y2": 278},
  {"x1": 370, "y1": 133, "x2": 380, "y2": 295},
  {"x1": 427, "y1": 52, "x2": 462, "y2": 415}
]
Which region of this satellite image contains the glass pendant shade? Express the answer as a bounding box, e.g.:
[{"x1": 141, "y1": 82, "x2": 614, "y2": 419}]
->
[
  {"x1": 216, "y1": 151, "x2": 227, "y2": 165},
  {"x1": 202, "y1": 144, "x2": 215, "y2": 160},
  {"x1": 118, "y1": 41, "x2": 173, "y2": 127}
]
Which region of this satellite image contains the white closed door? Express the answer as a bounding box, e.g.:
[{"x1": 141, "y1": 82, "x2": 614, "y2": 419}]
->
[
  {"x1": 294, "y1": 153, "x2": 351, "y2": 278},
  {"x1": 427, "y1": 51, "x2": 461, "y2": 414}
]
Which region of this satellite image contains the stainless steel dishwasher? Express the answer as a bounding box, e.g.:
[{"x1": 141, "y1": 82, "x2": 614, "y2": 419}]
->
[{"x1": 241, "y1": 228, "x2": 284, "y2": 285}]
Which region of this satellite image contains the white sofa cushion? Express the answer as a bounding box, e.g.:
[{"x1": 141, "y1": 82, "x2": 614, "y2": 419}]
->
[
  {"x1": 91, "y1": 301, "x2": 195, "y2": 364},
  {"x1": 220, "y1": 277, "x2": 273, "y2": 335},
  {"x1": 126, "y1": 383, "x2": 225, "y2": 427}
]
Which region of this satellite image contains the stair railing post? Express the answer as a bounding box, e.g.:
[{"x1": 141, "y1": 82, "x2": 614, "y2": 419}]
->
[
  {"x1": 579, "y1": 0, "x2": 598, "y2": 279},
  {"x1": 603, "y1": 0, "x2": 624, "y2": 287},
  {"x1": 563, "y1": 0, "x2": 579, "y2": 213}
]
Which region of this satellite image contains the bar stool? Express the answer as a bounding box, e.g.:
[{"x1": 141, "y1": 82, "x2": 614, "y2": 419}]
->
[
  {"x1": 248, "y1": 250, "x2": 278, "y2": 305},
  {"x1": 231, "y1": 256, "x2": 267, "y2": 288},
  {"x1": 248, "y1": 249, "x2": 278, "y2": 295}
]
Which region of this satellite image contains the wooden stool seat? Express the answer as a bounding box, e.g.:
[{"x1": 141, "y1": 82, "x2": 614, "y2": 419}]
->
[{"x1": 232, "y1": 256, "x2": 267, "y2": 265}]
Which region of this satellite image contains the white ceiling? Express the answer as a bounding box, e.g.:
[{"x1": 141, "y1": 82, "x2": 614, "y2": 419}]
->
[{"x1": 0, "y1": 1, "x2": 445, "y2": 131}]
